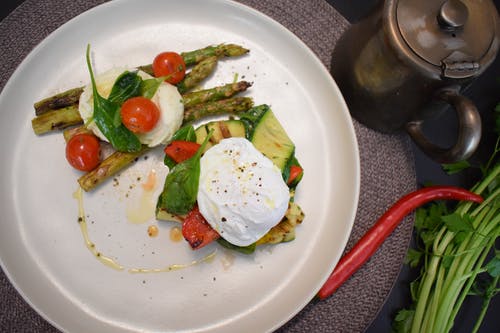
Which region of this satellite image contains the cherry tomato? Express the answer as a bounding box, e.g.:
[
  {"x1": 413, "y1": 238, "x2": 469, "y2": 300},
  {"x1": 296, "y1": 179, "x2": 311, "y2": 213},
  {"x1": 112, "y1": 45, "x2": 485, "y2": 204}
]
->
[
  {"x1": 152, "y1": 52, "x2": 186, "y2": 84},
  {"x1": 120, "y1": 96, "x2": 160, "y2": 133},
  {"x1": 164, "y1": 140, "x2": 201, "y2": 163},
  {"x1": 65, "y1": 133, "x2": 101, "y2": 171}
]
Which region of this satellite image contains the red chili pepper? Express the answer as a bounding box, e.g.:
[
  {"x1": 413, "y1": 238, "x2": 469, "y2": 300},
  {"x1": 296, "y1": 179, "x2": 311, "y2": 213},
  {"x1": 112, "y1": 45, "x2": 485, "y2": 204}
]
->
[
  {"x1": 317, "y1": 186, "x2": 484, "y2": 300},
  {"x1": 164, "y1": 140, "x2": 201, "y2": 163}
]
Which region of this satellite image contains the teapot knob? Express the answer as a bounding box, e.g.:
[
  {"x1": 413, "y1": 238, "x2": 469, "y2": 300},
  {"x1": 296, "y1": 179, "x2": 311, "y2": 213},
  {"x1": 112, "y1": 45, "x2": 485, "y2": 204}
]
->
[{"x1": 438, "y1": 0, "x2": 469, "y2": 31}]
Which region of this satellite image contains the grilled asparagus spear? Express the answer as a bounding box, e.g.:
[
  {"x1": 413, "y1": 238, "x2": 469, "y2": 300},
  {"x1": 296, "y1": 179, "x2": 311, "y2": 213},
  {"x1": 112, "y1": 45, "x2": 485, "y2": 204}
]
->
[
  {"x1": 183, "y1": 97, "x2": 254, "y2": 123},
  {"x1": 176, "y1": 56, "x2": 217, "y2": 94},
  {"x1": 181, "y1": 43, "x2": 249, "y2": 66},
  {"x1": 33, "y1": 87, "x2": 84, "y2": 116},
  {"x1": 78, "y1": 147, "x2": 150, "y2": 191},
  {"x1": 32, "y1": 82, "x2": 252, "y2": 135},
  {"x1": 34, "y1": 44, "x2": 249, "y2": 114},
  {"x1": 182, "y1": 81, "x2": 252, "y2": 108},
  {"x1": 31, "y1": 105, "x2": 83, "y2": 135}
]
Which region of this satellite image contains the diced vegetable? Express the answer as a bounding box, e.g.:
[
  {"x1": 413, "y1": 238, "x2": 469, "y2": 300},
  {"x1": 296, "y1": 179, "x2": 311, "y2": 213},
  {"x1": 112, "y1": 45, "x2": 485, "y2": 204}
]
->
[
  {"x1": 182, "y1": 205, "x2": 220, "y2": 249},
  {"x1": 164, "y1": 141, "x2": 201, "y2": 164}
]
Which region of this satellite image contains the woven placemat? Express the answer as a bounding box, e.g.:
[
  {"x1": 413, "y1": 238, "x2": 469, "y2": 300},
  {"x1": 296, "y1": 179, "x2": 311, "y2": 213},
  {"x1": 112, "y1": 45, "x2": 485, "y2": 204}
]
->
[{"x1": 0, "y1": 0, "x2": 417, "y2": 332}]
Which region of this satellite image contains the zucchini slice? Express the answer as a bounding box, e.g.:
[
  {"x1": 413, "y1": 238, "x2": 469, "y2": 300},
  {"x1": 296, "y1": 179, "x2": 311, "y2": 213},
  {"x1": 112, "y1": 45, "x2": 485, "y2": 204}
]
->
[
  {"x1": 195, "y1": 120, "x2": 246, "y2": 152},
  {"x1": 250, "y1": 107, "x2": 295, "y2": 172}
]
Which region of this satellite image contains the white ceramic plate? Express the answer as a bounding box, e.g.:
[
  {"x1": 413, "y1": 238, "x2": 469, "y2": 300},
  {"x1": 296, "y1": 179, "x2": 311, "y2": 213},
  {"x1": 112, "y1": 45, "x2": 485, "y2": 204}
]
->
[{"x1": 0, "y1": 0, "x2": 359, "y2": 332}]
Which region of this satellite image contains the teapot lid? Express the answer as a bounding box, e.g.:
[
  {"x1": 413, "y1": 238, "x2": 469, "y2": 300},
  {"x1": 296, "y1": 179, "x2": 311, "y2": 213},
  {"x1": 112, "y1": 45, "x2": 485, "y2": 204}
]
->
[{"x1": 388, "y1": 0, "x2": 499, "y2": 79}]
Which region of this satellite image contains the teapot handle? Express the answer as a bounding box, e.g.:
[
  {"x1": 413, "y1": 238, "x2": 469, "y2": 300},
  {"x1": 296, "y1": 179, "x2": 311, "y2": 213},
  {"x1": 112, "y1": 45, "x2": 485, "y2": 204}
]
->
[{"x1": 405, "y1": 87, "x2": 481, "y2": 164}]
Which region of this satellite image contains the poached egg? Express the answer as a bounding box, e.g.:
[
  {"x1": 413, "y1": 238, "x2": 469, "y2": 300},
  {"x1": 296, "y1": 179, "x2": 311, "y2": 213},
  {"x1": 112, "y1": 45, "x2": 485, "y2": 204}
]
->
[
  {"x1": 79, "y1": 67, "x2": 184, "y2": 147},
  {"x1": 197, "y1": 137, "x2": 290, "y2": 247}
]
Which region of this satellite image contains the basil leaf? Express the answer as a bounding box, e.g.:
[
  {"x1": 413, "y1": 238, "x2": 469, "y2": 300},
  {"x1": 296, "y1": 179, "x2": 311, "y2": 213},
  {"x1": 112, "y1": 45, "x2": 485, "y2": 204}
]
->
[
  {"x1": 159, "y1": 129, "x2": 213, "y2": 215},
  {"x1": 216, "y1": 238, "x2": 256, "y2": 254},
  {"x1": 108, "y1": 70, "x2": 142, "y2": 104},
  {"x1": 171, "y1": 125, "x2": 197, "y2": 142},
  {"x1": 107, "y1": 71, "x2": 142, "y2": 127},
  {"x1": 140, "y1": 76, "x2": 168, "y2": 99},
  {"x1": 85, "y1": 45, "x2": 141, "y2": 153}
]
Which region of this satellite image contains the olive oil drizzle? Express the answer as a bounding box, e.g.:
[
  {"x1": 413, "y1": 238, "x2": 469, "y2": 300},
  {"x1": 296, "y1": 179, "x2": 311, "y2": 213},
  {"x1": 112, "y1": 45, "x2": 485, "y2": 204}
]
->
[
  {"x1": 73, "y1": 187, "x2": 216, "y2": 273},
  {"x1": 73, "y1": 187, "x2": 125, "y2": 271},
  {"x1": 129, "y1": 251, "x2": 217, "y2": 274}
]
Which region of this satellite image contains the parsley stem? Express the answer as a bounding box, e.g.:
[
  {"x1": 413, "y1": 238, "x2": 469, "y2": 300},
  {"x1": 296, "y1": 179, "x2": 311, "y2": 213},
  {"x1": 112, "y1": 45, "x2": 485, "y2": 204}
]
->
[
  {"x1": 445, "y1": 231, "x2": 498, "y2": 333},
  {"x1": 471, "y1": 275, "x2": 500, "y2": 333},
  {"x1": 411, "y1": 229, "x2": 455, "y2": 333},
  {"x1": 435, "y1": 213, "x2": 499, "y2": 333}
]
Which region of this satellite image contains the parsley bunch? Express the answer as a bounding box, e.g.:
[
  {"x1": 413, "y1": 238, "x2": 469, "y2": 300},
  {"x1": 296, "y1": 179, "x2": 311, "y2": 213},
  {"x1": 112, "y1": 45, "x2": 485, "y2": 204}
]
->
[{"x1": 393, "y1": 103, "x2": 500, "y2": 333}]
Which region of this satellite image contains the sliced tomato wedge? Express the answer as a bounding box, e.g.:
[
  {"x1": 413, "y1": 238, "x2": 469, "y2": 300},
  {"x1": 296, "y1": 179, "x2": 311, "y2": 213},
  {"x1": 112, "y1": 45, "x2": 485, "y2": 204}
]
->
[
  {"x1": 164, "y1": 140, "x2": 201, "y2": 163},
  {"x1": 182, "y1": 205, "x2": 220, "y2": 250}
]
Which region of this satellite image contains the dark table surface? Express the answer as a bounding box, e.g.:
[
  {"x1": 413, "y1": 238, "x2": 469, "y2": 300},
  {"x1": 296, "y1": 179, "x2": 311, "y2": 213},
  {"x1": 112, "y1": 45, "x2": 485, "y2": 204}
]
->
[{"x1": 1, "y1": 0, "x2": 499, "y2": 332}]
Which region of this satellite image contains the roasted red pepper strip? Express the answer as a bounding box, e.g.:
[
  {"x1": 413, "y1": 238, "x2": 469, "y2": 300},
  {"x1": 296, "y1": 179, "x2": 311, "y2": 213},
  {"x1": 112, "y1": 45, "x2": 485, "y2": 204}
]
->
[
  {"x1": 317, "y1": 186, "x2": 484, "y2": 300},
  {"x1": 287, "y1": 165, "x2": 303, "y2": 185},
  {"x1": 182, "y1": 205, "x2": 220, "y2": 250},
  {"x1": 164, "y1": 140, "x2": 201, "y2": 164}
]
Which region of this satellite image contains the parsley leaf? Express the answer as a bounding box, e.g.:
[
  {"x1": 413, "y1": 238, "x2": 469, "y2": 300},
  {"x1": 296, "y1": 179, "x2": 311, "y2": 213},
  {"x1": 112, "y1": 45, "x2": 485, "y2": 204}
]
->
[{"x1": 442, "y1": 213, "x2": 474, "y2": 233}]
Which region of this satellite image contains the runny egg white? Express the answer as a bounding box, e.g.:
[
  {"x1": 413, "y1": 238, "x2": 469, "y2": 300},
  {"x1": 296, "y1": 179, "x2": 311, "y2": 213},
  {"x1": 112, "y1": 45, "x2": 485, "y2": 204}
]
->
[
  {"x1": 78, "y1": 67, "x2": 184, "y2": 147},
  {"x1": 197, "y1": 137, "x2": 290, "y2": 247}
]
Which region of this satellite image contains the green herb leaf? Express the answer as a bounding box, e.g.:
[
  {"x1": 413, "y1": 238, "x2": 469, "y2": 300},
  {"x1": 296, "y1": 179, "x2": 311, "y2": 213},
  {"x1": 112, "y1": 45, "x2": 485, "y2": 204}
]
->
[
  {"x1": 159, "y1": 129, "x2": 213, "y2": 215},
  {"x1": 442, "y1": 160, "x2": 471, "y2": 175},
  {"x1": 442, "y1": 213, "x2": 474, "y2": 233},
  {"x1": 108, "y1": 70, "x2": 142, "y2": 105},
  {"x1": 107, "y1": 71, "x2": 143, "y2": 127},
  {"x1": 485, "y1": 252, "x2": 500, "y2": 277},
  {"x1": 405, "y1": 248, "x2": 423, "y2": 268},
  {"x1": 393, "y1": 309, "x2": 414, "y2": 333},
  {"x1": 140, "y1": 76, "x2": 167, "y2": 99},
  {"x1": 414, "y1": 203, "x2": 447, "y2": 232},
  {"x1": 170, "y1": 125, "x2": 197, "y2": 142},
  {"x1": 216, "y1": 238, "x2": 256, "y2": 254},
  {"x1": 85, "y1": 45, "x2": 141, "y2": 153}
]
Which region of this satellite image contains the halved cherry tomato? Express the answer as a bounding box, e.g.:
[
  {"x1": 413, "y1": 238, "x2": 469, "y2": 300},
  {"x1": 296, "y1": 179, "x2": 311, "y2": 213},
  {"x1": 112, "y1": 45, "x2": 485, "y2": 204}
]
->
[
  {"x1": 287, "y1": 165, "x2": 303, "y2": 185},
  {"x1": 164, "y1": 140, "x2": 201, "y2": 163},
  {"x1": 120, "y1": 96, "x2": 160, "y2": 133},
  {"x1": 65, "y1": 133, "x2": 101, "y2": 171},
  {"x1": 182, "y1": 205, "x2": 220, "y2": 250},
  {"x1": 152, "y1": 51, "x2": 186, "y2": 85}
]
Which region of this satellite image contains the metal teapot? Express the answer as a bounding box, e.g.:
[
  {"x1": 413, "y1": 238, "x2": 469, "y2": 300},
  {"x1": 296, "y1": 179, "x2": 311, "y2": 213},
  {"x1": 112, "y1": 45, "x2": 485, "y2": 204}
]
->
[{"x1": 331, "y1": 0, "x2": 499, "y2": 163}]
